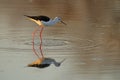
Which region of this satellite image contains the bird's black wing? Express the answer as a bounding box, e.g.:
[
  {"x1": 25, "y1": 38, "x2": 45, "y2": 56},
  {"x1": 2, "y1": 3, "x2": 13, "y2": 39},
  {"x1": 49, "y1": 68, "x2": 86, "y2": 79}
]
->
[
  {"x1": 38, "y1": 15, "x2": 50, "y2": 22},
  {"x1": 24, "y1": 15, "x2": 50, "y2": 22}
]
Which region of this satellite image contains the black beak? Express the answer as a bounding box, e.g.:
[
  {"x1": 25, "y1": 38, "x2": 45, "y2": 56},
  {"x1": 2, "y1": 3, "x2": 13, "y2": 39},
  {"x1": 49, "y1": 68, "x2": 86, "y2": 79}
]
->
[{"x1": 61, "y1": 21, "x2": 67, "y2": 25}]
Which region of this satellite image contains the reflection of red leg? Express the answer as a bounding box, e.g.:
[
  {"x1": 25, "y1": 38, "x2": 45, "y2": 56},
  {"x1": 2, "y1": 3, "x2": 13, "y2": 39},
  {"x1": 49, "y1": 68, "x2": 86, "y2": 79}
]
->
[
  {"x1": 32, "y1": 28, "x2": 40, "y2": 59},
  {"x1": 39, "y1": 27, "x2": 44, "y2": 59}
]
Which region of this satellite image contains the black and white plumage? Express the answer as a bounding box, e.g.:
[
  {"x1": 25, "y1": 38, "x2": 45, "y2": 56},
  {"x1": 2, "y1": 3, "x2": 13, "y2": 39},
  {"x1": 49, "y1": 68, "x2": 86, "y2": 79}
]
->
[
  {"x1": 24, "y1": 15, "x2": 50, "y2": 22},
  {"x1": 24, "y1": 15, "x2": 66, "y2": 26},
  {"x1": 24, "y1": 15, "x2": 66, "y2": 63}
]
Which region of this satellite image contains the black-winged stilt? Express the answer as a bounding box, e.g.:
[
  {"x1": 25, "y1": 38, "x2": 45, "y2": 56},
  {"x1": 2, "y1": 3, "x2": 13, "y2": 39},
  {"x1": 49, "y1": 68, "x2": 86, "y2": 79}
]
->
[{"x1": 24, "y1": 15, "x2": 66, "y2": 62}]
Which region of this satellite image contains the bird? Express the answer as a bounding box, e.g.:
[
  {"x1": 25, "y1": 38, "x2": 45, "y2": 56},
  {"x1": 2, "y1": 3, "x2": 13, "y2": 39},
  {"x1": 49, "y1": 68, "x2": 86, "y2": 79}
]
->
[{"x1": 24, "y1": 15, "x2": 66, "y2": 62}]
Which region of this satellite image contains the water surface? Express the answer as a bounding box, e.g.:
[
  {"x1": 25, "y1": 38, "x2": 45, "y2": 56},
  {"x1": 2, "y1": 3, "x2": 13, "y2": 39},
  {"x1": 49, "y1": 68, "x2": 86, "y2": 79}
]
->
[{"x1": 0, "y1": 0, "x2": 120, "y2": 80}]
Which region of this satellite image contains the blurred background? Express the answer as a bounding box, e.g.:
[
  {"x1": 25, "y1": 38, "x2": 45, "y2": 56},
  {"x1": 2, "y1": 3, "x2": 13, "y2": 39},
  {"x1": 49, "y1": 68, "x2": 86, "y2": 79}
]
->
[{"x1": 0, "y1": 0, "x2": 120, "y2": 80}]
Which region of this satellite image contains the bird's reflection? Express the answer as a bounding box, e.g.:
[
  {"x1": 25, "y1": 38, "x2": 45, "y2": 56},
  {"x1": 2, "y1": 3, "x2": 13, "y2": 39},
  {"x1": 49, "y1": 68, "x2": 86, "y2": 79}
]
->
[{"x1": 28, "y1": 57, "x2": 65, "y2": 68}]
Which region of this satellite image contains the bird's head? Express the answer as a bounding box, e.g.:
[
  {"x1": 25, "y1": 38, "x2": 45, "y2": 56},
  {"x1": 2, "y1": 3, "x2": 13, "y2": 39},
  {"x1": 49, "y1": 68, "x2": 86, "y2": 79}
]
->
[
  {"x1": 55, "y1": 17, "x2": 67, "y2": 25},
  {"x1": 53, "y1": 58, "x2": 66, "y2": 67}
]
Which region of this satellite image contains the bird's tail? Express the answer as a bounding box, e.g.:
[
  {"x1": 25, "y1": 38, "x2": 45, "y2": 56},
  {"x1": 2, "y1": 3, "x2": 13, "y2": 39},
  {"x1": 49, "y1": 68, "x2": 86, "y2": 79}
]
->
[{"x1": 24, "y1": 15, "x2": 31, "y2": 18}]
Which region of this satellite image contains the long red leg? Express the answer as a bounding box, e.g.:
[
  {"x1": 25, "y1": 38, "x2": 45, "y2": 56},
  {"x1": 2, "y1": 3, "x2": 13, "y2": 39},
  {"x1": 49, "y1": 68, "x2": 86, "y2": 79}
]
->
[
  {"x1": 32, "y1": 28, "x2": 40, "y2": 59},
  {"x1": 39, "y1": 27, "x2": 44, "y2": 59}
]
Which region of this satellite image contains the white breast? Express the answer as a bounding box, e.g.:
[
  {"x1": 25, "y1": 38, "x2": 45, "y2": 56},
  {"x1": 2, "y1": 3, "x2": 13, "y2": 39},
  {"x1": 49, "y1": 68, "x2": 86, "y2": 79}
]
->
[{"x1": 41, "y1": 19, "x2": 56, "y2": 26}]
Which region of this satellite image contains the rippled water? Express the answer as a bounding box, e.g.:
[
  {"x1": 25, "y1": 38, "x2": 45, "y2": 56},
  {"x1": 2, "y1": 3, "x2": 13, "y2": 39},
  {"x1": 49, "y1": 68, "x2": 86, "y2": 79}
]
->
[{"x1": 0, "y1": 0, "x2": 120, "y2": 80}]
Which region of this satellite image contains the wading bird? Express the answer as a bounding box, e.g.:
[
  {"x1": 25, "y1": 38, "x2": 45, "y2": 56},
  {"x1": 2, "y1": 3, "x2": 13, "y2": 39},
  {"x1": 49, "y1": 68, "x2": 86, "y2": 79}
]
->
[{"x1": 24, "y1": 15, "x2": 66, "y2": 63}]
